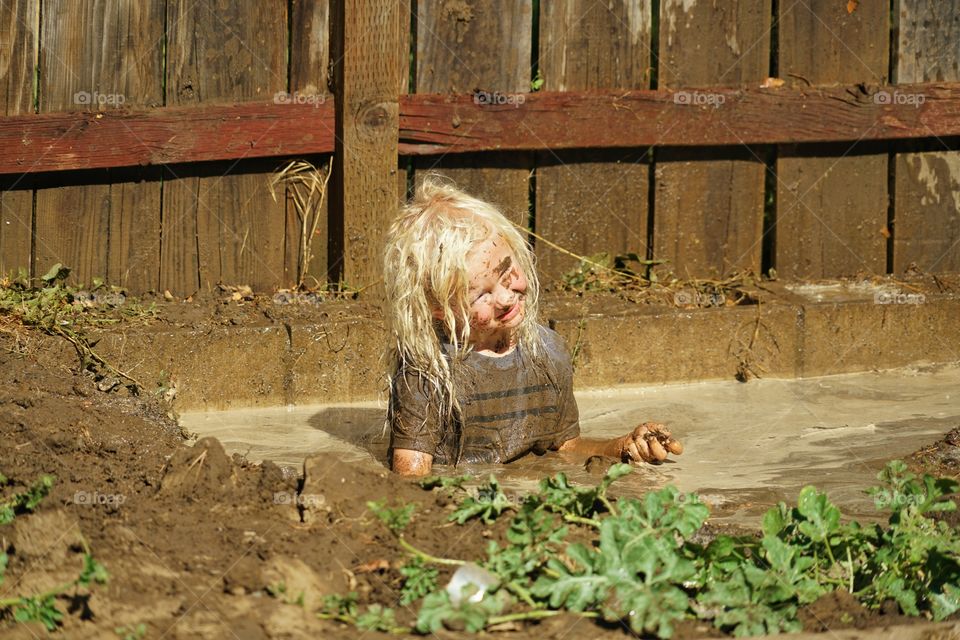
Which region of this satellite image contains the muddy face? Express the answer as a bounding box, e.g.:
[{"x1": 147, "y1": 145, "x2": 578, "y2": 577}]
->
[{"x1": 464, "y1": 235, "x2": 528, "y2": 354}]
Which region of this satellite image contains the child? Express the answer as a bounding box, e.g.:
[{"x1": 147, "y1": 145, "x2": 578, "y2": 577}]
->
[{"x1": 384, "y1": 174, "x2": 682, "y2": 476}]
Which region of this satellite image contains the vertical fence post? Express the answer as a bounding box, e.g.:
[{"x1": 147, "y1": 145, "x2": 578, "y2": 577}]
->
[
  {"x1": 655, "y1": 0, "x2": 771, "y2": 279},
  {"x1": 893, "y1": 0, "x2": 960, "y2": 273},
  {"x1": 330, "y1": 0, "x2": 401, "y2": 292},
  {"x1": 0, "y1": 0, "x2": 38, "y2": 277},
  {"x1": 776, "y1": 2, "x2": 889, "y2": 278}
]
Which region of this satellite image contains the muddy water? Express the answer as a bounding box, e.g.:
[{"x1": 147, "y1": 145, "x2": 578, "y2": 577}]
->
[{"x1": 180, "y1": 364, "x2": 960, "y2": 526}]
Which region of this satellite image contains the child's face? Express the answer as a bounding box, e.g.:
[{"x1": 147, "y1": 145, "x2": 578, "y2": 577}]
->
[{"x1": 463, "y1": 235, "x2": 528, "y2": 352}]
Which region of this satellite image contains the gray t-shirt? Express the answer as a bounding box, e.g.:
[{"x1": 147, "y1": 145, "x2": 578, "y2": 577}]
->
[{"x1": 390, "y1": 326, "x2": 580, "y2": 465}]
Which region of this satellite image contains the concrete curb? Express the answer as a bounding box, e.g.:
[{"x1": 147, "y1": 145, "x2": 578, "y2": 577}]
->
[{"x1": 92, "y1": 288, "x2": 960, "y2": 411}]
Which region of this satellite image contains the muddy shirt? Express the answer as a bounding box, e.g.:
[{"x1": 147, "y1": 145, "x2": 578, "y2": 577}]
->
[{"x1": 390, "y1": 326, "x2": 580, "y2": 465}]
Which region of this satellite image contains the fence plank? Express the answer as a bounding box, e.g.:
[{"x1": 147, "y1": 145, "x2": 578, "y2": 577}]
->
[
  {"x1": 893, "y1": 1, "x2": 960, "y2": 273},
  {"x1": 536, "y1": 0, "x2": 652, "y2": 283},
  {"x1": 655, "y1": 0, "x2": 770, "y2": 278},
  {"x1": 415, "y1": 0, "x2": 532, "y2": 225},
  {"x1": 0, "y1": 0, "x2": 37, "y2": 276},
  {"x1": 34, "y1": 0, "x2": 163, "y2": 292},
  {"x1": 330, "y1": 0, "x2": 401, "y2": 290},
  {"x1": 10, "y1": 83, "x2": 960, "y2": 173},
  {"x1": 164, "y1": 0, "x2": 287, "y2": 295},
  {"x1": 777, "y1": 1, "x2": 889, "y2": 278},
  {"x1": 286, "y1": 0, "x2": 331, "y2": 288}
]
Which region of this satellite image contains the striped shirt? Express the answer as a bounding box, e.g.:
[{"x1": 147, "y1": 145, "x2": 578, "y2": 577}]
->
[{"x1": 390, "y1": 326, "x2": 580, "y2": 465}]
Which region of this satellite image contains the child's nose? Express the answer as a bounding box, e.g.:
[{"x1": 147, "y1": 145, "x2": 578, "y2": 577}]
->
[{"x1": 494, "y1": 284, "x2": 516, "y2": 307}]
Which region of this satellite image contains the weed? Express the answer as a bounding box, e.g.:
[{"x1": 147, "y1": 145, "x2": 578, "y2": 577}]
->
[
  {"x1": 268, "y1": 159, "x2": 333, "y2": 289},
  {"x1": 114, "y1": 623, "x2": 147, "y2": 640},
  {"x1": 0, "y1": 473, "x2": 109, "y2": 631},
  {"x1": 366, "y1": 500, "x2": 416, "y2": 533},
  {"x1": 314, "y1": 461, "x2": 960, "y2": 637},
  {"x1": 0, "y1": 265, "x2": 156, "y2": 391}
]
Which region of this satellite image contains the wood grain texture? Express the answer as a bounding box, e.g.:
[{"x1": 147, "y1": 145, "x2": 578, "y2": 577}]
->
[
  {"x1": 330, "y1": 0, "x2": 401, "y2": 289},
  {"x1": 0, "y1": 0, "x2": 37, "y2": 275},
  {"x1": 655, "y1": 146, "x2": 765, "y2": 277},
  {"x1": 893, "y1": 0, "x2": 960, "y2": 273},
  {"x1": 35, "y1": 0, "x2": 163, "y2": 291},
  {"x1": 894, "y1": 152, "x2": 960, "y2": 272},
  {"x1": 655, "y1": 0, "x2": 770, "y2": 277},
  {"x1": 536, "y1": 0, "x2": 652, "y2": 283},
  {"x1": 415, "y1": 0, "x2": 532, "y2": 224},
  {"x1": 163, "y1": 0, "x2": 287, "y2": 294},
  {"x1": 776, "y1": 0, "x2": 889, "y2": 278},
  {"x1": 10, "y1": 82, "x2": 960, "y2": 174},
  {"x1": 287, "y1": 0, "x2": 331, "y2": 287}
]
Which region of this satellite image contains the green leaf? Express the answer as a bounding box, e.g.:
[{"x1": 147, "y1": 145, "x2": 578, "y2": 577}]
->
[
  {"x1": 79, "y1": 554, "x2": 109, "y2": 586},
  {"x1": 931, "y1": 584, "x2": 960, "y2": 621},
  {"x1": 415, "y1": 588, "x2": 508, "y2": 633},
  {"x1": 531, "y1": 544, "x2": 608, "y2": 611},
  {"x1": 399, "y1": 557, "x2": 439, "y2": 606},
  {"x1": 13, "y1": 594, "x2": 64, "y2": 631},
  {"x1": 355, "y1": 604, "x2": 399, "y2": 632},
  {"x1": 366, "y1": 500, "x2": 415, "y2": 532},
  {"x1": 762, "y1": 503, "x2": 791, "y2": 537},
  {"x1": 40, "y1": 263, "x2": 69, "y2": 283},
  {"x1": 698, "y1": 568, "x2": 802, "y2": 637},
  {"x1": 449, "y1": 476, "x2": 514, "y2": 524},
  {"x1": 418, "y1": 474, "x2": 471, "y2": 491},
  {"x1": 796, "y1": 486, "x2": 841, "y2": 543},
  {"x1": 607, "y1": 580, "x2": 689, "y2": 638},
  {"x1": 320, "y1": 592, "x2": 358, "y2": 618}
]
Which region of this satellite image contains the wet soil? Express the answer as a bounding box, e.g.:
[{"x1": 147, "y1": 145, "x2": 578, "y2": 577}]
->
[{"x1": 1, "y1": 297, "x2": 958, "y2": 638}]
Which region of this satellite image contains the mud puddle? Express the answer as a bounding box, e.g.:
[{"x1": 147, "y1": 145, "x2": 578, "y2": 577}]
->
[{"x1": 181, "y1": 363, "x2": 960, "y2": 526}]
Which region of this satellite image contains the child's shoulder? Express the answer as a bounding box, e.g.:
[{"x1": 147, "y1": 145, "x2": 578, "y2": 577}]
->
[{"x1": 535, "y1": 324, "x2": 573, "y2": 364}]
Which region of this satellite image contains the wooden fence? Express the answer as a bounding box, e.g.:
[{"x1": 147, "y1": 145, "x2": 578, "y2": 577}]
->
[{"x1": 0, "y1": 0, "x2": 958, "y2": 296}]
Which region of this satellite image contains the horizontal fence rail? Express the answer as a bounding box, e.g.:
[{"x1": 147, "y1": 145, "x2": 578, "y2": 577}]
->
[{"x1": 3, "y1": 83, "x2": 960, "y2": 175}]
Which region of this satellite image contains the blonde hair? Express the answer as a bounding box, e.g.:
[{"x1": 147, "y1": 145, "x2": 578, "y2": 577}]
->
[{"x1": 384, "y1": 173, "x2": 544, "y2": 427}]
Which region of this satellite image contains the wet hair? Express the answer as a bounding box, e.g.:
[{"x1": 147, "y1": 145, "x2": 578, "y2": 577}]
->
[{"x1": 383, "y1": 173, "x2": 544, "y2": 427}]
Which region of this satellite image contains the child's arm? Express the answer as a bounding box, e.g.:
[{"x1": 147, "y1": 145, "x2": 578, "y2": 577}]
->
[
  {"x1": 558, "y1": 422, "x2": 682, "y2": 463},
  {"x1": 392, "y1": 448, "x2": 434, "y2": 476}
]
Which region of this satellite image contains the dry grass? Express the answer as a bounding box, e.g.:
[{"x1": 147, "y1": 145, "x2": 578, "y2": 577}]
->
[{"x1": 269, "y1": 159, "x2": 334, "y2": 289}]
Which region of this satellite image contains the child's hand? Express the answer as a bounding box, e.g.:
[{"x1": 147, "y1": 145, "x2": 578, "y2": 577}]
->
[{"x1": 619, "y1": 422, "x2": 683, "y2": 463}]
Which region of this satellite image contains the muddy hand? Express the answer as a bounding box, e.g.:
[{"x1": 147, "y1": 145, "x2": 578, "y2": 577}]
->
[{"x1": 620, "y1": 422, "x2": 683, "y2": 463}]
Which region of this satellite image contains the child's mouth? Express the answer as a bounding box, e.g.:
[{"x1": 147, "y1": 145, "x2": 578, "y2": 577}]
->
[{"x1": 498, "y1": 301, "x2": 521, "y2": 322}]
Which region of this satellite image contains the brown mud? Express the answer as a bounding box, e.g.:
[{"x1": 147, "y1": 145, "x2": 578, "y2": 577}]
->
[{"x1": 1, "y1": 293, "x2": 958, "y2": 638}]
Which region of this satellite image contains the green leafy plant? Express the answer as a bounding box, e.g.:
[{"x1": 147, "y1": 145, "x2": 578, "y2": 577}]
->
[
  {"x1": 367, "y1": 500, "x2": 416, "y2": 533},
  {"x1": 0, "y1": 474, "x2": 54, "y2": 525},
  {"x1": 449, "y1": 476, "x2": 516, "y2": 524},
  {"x1": 399, "y1": 557, "x2": 439, "y2": 606},
  {"x1": 114, "y1": 623, "x2": 148, "y2": 640},
  {"x1": 0, "y1": 473, "x2": 109, "y2": 631},
  {"x1": 0, "y1": 265, "x2": 156, "y2": 391},
  {"x1": 318, "y1": 461, "x2": 960, "y2": 637}
]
